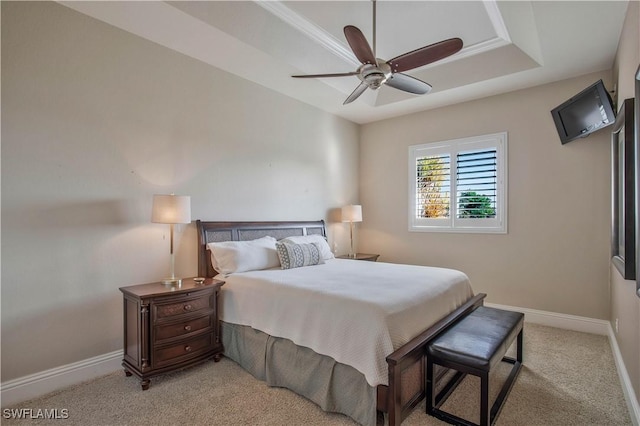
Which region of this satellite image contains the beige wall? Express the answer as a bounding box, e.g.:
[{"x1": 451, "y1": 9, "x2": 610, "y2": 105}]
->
[
  {"x1": 360, "y1": 70, "x2": 613, "y2": 319},
  {"x1": 1, "y1": 2, "x2": 359, "y2": 381},
  {"x1": 611, "y1": 0, "x2": 640, "y2": 407}
]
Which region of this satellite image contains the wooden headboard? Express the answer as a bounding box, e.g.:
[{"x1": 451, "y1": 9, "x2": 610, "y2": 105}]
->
[{"x1": 196, "y1": 220, "x2": 327, "y2": 278}]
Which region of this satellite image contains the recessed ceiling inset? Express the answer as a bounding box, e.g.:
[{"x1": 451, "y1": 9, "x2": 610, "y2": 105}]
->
[{"x1": 291, "y1": 1, "x2": 463, "y2": 105}]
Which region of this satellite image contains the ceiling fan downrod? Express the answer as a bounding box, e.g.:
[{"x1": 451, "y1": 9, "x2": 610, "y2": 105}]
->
[{"x1": 372, "y1": 0, "x2": 377, "y2": 60}]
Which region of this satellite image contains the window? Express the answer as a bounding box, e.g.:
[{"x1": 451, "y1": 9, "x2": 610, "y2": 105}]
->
[{"x1": 409, "y1": 132, "x2": 507, "y2": 233}]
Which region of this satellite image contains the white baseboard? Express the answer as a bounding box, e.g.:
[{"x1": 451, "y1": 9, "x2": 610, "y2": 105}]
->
[
  {"x1": 1, "y1": 350, "x2": 123, "y2": 408},
  {"x1": 485, "y1": 302, "x2": 610, "y2": 335},
  {"x1": 486, "y1": 302, "x2": 639, "y2": 425},
  {"x1": 608, "y1": 324, "x2": 640, "y2": 426}
]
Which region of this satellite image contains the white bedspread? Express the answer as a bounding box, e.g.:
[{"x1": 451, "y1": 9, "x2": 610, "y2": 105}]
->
[{"x1": 217, "y1": 259, "x2": 473, "y2": 387}]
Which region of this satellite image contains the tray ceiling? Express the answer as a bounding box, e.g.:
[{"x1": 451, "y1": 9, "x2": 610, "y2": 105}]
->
[{"x1": 60, "y1": 1, "x2": 628, "y2": 124}]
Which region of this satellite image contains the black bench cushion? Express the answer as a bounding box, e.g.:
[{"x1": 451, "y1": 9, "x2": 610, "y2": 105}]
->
[{"x1": 428, "y1": 306, "x2": 524, "y2": 372}]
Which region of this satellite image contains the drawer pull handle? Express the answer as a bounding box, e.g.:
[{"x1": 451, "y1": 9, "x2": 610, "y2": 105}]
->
[
  {"x1": 184, "y1": 325, "x2": 192, "y2": 331},
  {"x1": 183, "y1": 304, "x2": 192, "y2": 311},
  {"x1": 184, "y1": 345, "x2": 192, "y2": 352}
]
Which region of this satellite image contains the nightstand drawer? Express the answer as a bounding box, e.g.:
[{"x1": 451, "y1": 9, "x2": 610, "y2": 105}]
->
[
  {"x1": 155, "y1": 315, "x2": 212, "y2": 342},
  {"x1": 154, "y1": 334, "x2": 213, "y2": 368},
  {"x1": 154, "y1": 294, "x2": 212, "y2": 319}
]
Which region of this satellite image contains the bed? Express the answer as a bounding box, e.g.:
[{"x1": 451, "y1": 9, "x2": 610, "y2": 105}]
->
[{"x1": 196, "y1": 220, "x2": 485, "y2": 426}]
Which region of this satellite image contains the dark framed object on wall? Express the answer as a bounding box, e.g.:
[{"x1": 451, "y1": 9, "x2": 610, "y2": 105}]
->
[
  {"x1": 612, "y1": 97, "x2": 635, "y2": 280},
  {"x1": 635, "y1": 65, "x2": 640, "y2": 297}
]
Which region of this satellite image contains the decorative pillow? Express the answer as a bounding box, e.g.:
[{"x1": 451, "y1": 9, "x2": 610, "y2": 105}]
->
[
  {"x1": 280, "y1": 235, "x2": 334, "y2": 260},
  {"x1": 276, "y1": 242, "x2": 325, "y2": 270},
  {"x1": 207, "y1": 236, "x2": 279, "y2": 275}
]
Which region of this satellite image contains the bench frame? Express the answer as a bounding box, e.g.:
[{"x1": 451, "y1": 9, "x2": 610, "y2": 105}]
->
[{"x1": 426, "y1": 312, "x2": 523, "y2": 426}]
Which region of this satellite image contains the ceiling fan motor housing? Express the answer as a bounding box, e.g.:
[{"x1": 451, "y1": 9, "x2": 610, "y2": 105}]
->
[{"x1": 358, "y1": 61, "x2": 392, "y2": 89}]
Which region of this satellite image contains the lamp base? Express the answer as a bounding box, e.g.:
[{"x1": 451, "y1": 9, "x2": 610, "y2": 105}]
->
[{"x1": 161, "y1": 278, "x2": 182, "y2": 286}]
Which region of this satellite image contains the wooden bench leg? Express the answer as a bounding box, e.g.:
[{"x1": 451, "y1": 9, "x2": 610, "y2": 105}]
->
[
  {"x1": 490, "y1": 329, "x2": 523, "y2": 424},
  {"x1": 425, "y1": 359, "x2": 468, "y2": 425},
  {"x1": 426, "y1": 355, "x2": 435, "y2": 414},
  {"x1": 517, "y1": 327, "x2": 523, "y2": 362},
  {"x1": 480, "y1": 371, "x2": 490, "y2": 426}
]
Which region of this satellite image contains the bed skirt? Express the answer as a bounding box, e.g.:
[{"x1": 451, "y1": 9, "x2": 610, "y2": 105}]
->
[{"x1": 222, "y1": 321, "x2": 378, "y2": 426}]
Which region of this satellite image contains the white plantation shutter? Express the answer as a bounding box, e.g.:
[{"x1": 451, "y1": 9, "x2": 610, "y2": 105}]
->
[
  {"x1": 456, "y1": 149, "x2": 497, "y2": 218},
  {"x1": 409, "y1": 133, "x2": 507, "y2": 233},
  {"x1": 416, "y1": 154, "x2": 450, "y2": 219}
]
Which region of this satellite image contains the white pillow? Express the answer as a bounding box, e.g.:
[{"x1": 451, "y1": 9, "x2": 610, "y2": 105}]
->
[
  {"x1": 280, "y1": 234, "x2": 334, "y2": 260},
  {"x1": 207, "y1": 236, "x2": 279, "y2": 275}
]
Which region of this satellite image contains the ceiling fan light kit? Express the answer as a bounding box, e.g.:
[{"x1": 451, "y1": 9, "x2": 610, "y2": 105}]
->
[
  {"x1": 358, "y1": 62, "x2": 390, "y2": 89},
  {"x1": 292, "y1": 1, "x2": 463, "y2": 105}
]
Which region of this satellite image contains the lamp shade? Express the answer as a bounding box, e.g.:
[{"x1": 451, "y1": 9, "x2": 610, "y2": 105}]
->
[
  {"x1": 151, "y1": 194, "x2": 191, "y2": 224},
  {"x1": 341, "y1": 204, "x2": 362, "y2": 223}
]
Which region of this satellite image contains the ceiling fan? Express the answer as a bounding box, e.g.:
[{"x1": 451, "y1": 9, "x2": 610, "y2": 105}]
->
[{"x1": 292, "y1": 0, "x2": 463, "y2": 105}]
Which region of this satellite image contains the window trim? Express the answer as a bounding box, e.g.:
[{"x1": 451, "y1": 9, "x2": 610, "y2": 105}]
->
[{"x1": 408, "y1": 132, "x2": 508, "y2": 234}]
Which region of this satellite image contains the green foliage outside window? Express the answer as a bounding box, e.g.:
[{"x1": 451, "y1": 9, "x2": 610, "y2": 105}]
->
[{"x1": 458, "y1": 191, "x2": 496, "y2": 218}]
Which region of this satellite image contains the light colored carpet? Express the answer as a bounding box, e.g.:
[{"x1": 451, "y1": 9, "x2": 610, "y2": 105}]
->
[{"x1": 2, "y1": 324, "x2": 632, "y2": 425}]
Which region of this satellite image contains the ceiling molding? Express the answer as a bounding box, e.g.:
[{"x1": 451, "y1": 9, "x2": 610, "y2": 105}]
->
[
  {"x1": 412, "y1": 0, "x2": 511, "y2": 71},
  {"x1": 257, "y1": 0, "x2": 512, "y2": 72},
  {"x1": 444, "y1": 38, "x2": 510, "y2": 64},
  {"x1": 483, "y1": 0, "x2": 511, "y2": 43},
  {"x1": 255, "y1": 0, "x2": 360, "y2": 68}
]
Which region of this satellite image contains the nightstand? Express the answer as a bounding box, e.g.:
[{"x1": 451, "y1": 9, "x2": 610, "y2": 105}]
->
[
  {"x1": 337, "y1": 253, "x2": 380, "y2": 262},
  {"x1": 119, "y1": 278, "x2": 224, "y2": 390}
]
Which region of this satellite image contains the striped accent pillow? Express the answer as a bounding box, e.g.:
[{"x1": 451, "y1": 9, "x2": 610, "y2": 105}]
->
[{"x1": 276, "y1": 242, "x2": 324, "y2": 269}]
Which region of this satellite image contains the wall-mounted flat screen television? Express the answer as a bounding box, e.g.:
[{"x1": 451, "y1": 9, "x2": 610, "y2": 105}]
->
[{"x1": 550, "y1": 79, "x2": 616, "y2": 144}]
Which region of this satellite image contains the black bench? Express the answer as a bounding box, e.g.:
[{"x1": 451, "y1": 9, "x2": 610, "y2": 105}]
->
[{"x1": 426, "y1": 306, "x2": 524, "y2": 426}]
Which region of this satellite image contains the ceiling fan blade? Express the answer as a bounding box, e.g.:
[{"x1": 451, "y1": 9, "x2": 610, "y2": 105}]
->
[
  {"x1": 343, "y1": 83, "x2": 368, "y2": 105},
  {"x1": 387, "y1": 38, "x2": 463, "y2": 73},
  {"x1": 385, "y1": 73, "x2": 432, "y2": 95},
  {"x1": 344, "y1": 25, "x2": 376, "y2": 65},
  {"x1": 292, "y1": 71, "x2": 359, "y2": 78}
]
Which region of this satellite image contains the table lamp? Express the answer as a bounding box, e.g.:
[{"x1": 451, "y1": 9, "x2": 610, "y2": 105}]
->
[
  {"x1": 152, "y1": 194, "x2": 191, "y2": 285},
  {"x1": 342, "y1": 204, "x2": 362, "y2": 258}
]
